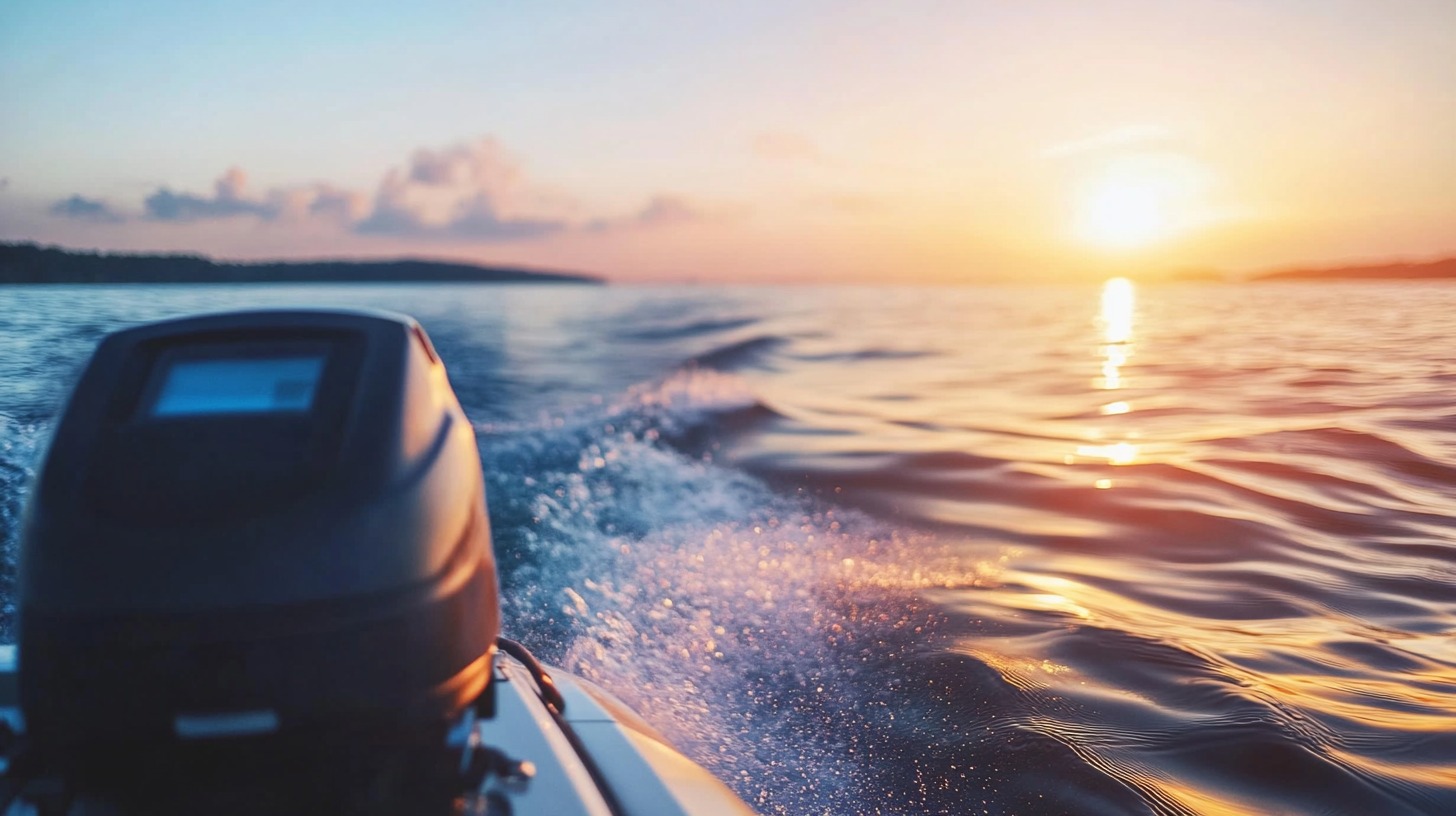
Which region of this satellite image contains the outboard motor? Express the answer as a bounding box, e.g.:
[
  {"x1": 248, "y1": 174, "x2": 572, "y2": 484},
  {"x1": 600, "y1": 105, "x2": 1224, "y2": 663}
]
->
[{"x1": 14, "y1": 309, "x2": 500, "y2": 808}]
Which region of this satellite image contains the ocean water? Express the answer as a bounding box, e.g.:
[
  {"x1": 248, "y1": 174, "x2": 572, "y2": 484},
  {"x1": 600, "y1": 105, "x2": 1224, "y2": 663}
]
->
[{"x1": 1, "y1": 281, "x2": 1454, "y2": 815}]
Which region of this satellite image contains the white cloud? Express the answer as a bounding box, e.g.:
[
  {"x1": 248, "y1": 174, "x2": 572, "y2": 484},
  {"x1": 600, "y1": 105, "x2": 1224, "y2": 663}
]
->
[{"x1": 52, "y1": 137, "x2": 721, "y2": 244}]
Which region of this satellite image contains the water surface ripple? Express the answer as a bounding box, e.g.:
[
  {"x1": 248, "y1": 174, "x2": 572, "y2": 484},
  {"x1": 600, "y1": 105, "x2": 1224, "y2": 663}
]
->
[{"x1": 1, "y1": 281, "x2": 1453, "y2": 815}]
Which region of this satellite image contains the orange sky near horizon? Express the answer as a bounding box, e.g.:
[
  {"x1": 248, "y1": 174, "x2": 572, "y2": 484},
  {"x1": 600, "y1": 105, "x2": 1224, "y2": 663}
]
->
[{"x1": 2, "y1": 1, "x2": 1452, "y2": 283}]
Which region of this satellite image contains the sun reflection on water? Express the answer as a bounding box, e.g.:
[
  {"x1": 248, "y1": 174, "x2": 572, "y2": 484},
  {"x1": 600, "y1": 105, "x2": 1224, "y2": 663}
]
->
[
  {"x1": 1099, "y1": 277, "x2": 1135, "y2": 345},
  {"x1": 1086, "y1": 277, "x2": 1140, "y2": 466},
  {"x1": 1077, "y1": 441, "x2": 1139, "y2": 465},
  {"x1": 1097, "y1": 277, "x2": 1135, "y2": 392}
]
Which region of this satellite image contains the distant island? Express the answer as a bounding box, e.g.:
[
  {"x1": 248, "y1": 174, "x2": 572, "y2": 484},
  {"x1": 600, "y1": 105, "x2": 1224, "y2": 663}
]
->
[
  {"x1": 1253, "y1": 256, "x2": 1456, "y2": 282},
  {"x1": 1141, "y1": 256, "x2": 1456, "y2": 283},
  {"x1": 0, "y1": 242, "x2": 602, "y2": 285}
]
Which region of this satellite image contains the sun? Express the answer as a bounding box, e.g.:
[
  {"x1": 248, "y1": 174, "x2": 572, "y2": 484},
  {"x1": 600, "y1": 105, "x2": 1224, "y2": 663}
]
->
[
  {"x1": 1077, "y1": 178, "x2": 1171, "y2": 249},
  {"x1": 1073, "y1": 153, "x2": 1208, "y2": 251}
]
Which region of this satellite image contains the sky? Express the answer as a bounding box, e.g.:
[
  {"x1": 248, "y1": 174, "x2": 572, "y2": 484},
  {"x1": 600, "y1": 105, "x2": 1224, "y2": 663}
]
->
[{"x1": 2, "y1": 0, "x2": 1453, "y2": 283}]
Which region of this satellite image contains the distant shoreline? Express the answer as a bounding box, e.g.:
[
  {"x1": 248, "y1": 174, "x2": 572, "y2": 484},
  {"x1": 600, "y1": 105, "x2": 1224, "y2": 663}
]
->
[
  {"x1": 1250, "y1": 257, "x2": 1456, "y2": 282},
  {"x1": 0, "y1": 242, "x2": 603, "y2": 285}
]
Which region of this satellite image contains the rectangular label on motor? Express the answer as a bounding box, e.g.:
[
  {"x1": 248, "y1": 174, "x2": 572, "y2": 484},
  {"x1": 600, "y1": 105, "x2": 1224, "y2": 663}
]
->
[{"x1": 150, "y1": 356, "x2": 325, "y2": 417}]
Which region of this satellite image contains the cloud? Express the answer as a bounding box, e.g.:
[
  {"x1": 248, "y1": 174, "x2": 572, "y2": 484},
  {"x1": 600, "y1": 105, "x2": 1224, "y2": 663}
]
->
[
  {"x1": 350, "y1": 174, "x2": 422, "y2": 236},
  {"x1": 448, "y1": 194, "x2": 565, "y2": 240},
  {"x1": 354, "y1": 199, "x2": 563, "y2": 241},
  {"x1": 269, "y1": 183, "x2": 370, "y2": 223},
  {"x1": 406, "y1": 141, "x2": 523, "y2": 191},
  {"x1": 144, "y1": 188, "x2": 274, "y2": 220},
  {"x1": 49, "y1": 194, "x2": 125, "y2": 223},
  {"x1": 145, "y1": 167, "x2": 278, "y2": 221},
  {"x1": 0, "y1": 178, "x2": 10, "y2": 192},
  {"x1": 306, "y1": 187, "x2": 367, "y2": 220},
  {"x1": 353, "y1": 175, "x2": 563, "y2": 241},
  {"x1": 351, "y1": 139, "x2": 569, "y2": 241},
  {"x1": 51, "y1": 136, "x2": 710, "y2": 244},
  {"x1": 634, "y1": 195, "x2": 707, "y2": 227}
]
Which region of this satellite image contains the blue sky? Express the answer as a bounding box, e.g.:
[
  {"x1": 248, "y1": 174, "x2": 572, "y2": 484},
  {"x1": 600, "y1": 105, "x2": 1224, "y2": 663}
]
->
[{"x1": 3, "y1": 1, "x2": 1453, "y2": 281}]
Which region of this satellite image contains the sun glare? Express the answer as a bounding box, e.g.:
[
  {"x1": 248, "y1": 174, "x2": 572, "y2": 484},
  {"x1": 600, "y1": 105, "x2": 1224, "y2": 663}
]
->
[
  {"x1": 1078, "y1": 180, "x2": 1170, "y2": 249},
  {"x1": 1073, "y1": 154, "x2": 1208, "y2": 251}
]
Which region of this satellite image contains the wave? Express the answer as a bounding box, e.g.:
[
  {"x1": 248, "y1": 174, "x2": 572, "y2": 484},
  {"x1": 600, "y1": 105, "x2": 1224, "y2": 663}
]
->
[
  {"x1": 0, "y1": 414, "x2": 45, "y2": 642},
  {"x1": 469, "y1": 368, "x2": 1203, "y2": 814},
  {"x1": 615, "y1": 315, "x2": 761, "y2": 342},
  {"x1": 474, "y1": 372, "x2": 954, "y2": 812},
  {"x1": 687, "y1": 335, "x2": 788, "y2": 371}
]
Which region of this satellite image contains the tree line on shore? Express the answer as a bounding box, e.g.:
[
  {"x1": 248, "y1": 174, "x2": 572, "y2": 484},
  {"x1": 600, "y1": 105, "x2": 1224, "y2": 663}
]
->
[{"x1": 0, "y1": 242, "x2": 601, "y2": 285}]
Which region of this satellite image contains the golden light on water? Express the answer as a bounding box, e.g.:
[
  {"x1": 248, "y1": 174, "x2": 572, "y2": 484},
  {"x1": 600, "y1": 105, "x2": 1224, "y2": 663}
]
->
[
  {"x1": 1077, "y1": 441, "x2": 1139, "y2": 465},
  {"x1": 1098, "y1": 279, "x2": 1134, "y2": 391},
  {"x1": 1096, "y1": 277, "x2": 1135, "y2": 395},
  {"x1": 1101, "y1": 348, "x2": 1129, "y2": 390},
  {"x1": 1085, "y1": 277, "x2": 1140, "y2": 466},
  {"x1": 1099, "y1": 277, "x2": 1135, "y2": 345}
]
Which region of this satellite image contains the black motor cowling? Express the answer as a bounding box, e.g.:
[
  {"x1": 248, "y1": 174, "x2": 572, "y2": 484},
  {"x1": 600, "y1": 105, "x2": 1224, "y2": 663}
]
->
[{"x1": 17, "y1": 309, "x2": 500, "y2": 760}]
